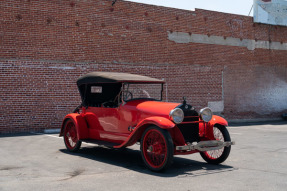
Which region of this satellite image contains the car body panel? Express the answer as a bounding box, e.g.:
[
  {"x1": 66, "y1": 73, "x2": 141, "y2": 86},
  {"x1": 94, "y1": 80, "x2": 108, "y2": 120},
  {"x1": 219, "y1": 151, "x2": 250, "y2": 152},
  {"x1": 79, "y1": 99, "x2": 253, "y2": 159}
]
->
[
  {"x1": 64, "y1": 100, "x2": 180, "y2": 145},
  {"x1": 59, "y1": 105, "x2": 229, "y2": 150}
]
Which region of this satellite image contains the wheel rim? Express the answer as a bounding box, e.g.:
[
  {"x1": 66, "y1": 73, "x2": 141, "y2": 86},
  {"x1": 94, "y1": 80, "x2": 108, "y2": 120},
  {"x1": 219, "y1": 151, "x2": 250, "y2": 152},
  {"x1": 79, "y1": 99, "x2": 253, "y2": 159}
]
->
[
  {"x1": 64, "y1": 121, "x2": 78, "y2": 150},
  {"x1": 143, "y1": 129, "x2": 167, "y2": 169},
  {"x1": 205, "y1": 126, "x2": 224, "y2": 159}
]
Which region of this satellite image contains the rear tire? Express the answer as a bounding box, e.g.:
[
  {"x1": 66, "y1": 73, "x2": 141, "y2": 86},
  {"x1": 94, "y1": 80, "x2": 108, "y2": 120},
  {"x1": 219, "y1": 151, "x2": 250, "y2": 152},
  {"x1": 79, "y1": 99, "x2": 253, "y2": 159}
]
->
[
  {"x1": 63, "y1": 119, "x2": 82, "y2": 152},
  {"x1": 140, "y1": 126, "x2": 174, "y2": 172},
  {"x1": 200, "y1": 125, "x2": 231, "y2": 164}
]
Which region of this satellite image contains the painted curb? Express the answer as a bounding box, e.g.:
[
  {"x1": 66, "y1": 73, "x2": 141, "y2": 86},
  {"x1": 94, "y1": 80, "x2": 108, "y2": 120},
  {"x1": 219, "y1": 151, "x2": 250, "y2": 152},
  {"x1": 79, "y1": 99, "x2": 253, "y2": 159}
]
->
[{"x1": 44, "y1": 129, "x2": 60, "y2": 134}]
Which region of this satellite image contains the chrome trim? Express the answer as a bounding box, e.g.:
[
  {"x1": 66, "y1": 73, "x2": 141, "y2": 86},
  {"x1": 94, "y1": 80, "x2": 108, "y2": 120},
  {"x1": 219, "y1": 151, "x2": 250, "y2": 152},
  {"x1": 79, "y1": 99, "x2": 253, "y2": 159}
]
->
[
  {"x1": 199, "y1": 107, "x2": 213, "y2": 122},
  {"x1": 176, "y1": 141, "x2": 235, "y2": 152},
  {"x1": 169, "y1": 108, "x2": 184, "y2": 124}
]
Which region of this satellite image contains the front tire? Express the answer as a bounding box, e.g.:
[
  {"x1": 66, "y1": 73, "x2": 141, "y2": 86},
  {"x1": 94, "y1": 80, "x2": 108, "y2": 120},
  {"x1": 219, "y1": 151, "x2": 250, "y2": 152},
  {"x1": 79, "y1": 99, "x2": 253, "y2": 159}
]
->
[
  {"x1": 200, "y1": 125, "x2": 231, "y2": 164},
  {"x1": 63, "y1": 119, "x2": 82, "y2": 152},
  {"x1": 140, "y1": 126, "x2": 174, "y2": 172}
]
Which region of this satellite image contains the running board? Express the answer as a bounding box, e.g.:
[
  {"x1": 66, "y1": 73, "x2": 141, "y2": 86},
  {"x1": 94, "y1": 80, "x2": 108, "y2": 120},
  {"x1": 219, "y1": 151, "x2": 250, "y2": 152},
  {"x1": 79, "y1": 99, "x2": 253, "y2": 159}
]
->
[
  {"x1": 81, "y1": 139, "x2": 120, "y2": 148},
  {"x1": 176, "y1": 140, "x2": 235, "y2": 152}
]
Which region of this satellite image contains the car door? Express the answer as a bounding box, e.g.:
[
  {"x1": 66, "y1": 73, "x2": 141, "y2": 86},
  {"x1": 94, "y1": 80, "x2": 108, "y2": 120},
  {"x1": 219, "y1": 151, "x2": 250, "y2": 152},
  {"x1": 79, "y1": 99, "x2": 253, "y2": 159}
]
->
[{"x1": 85, "y1": 107, "x2": 128, "y2": 143}]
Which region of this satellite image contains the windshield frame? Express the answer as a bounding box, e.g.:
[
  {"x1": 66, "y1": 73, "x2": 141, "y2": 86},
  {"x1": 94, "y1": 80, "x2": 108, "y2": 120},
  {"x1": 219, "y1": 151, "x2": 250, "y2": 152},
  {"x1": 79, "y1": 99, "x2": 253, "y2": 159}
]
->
[{"x1": 121, "y1": 82, "x2": 164, "y2": 102}]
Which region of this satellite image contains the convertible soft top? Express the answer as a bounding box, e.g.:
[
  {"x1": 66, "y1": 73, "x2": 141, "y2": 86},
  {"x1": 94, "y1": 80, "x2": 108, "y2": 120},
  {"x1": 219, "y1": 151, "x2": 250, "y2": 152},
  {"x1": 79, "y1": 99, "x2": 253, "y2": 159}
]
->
[{"x1": 77, "y1": 72, "x2": 164, "y2": 86}]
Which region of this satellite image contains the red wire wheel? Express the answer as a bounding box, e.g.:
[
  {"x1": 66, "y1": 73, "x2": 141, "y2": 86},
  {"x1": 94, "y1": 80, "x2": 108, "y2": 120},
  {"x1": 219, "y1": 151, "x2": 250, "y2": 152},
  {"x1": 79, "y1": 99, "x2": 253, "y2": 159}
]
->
[
  {"x1": 140, "y1": 126, "x2": 174, "y2": 171},
  {"x1": 200, "y1": 125, "x2": 231, "y2": 164},
  {"x1": 63, "y1": 119, "x2": 82, "y2": 152}
]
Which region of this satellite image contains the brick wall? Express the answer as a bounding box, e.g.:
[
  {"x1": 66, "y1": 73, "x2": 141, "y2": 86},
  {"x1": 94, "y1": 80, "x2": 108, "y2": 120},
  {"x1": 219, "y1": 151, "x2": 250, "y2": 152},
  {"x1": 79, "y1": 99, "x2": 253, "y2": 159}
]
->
[{"x1": 1, "y1": 0, "x2": 287, "y2": 133}]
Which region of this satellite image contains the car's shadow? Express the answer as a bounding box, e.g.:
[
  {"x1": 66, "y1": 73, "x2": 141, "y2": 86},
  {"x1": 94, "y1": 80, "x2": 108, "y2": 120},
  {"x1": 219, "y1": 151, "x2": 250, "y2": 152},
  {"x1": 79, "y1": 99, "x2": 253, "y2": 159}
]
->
[{"x1": 60, "y1": 146, "x2": 236, "y2": 177}]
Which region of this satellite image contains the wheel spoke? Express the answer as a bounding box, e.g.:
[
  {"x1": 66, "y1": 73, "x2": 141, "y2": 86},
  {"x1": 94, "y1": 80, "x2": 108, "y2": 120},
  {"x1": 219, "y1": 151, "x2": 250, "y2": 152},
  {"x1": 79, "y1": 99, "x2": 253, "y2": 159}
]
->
[
  {"x1": 64, "y1": 121, "x2": 78, "y2": 150},
  {"x1": 205, "y1": 126, "x2": 224, "y2": 159},
  {"x1": 143, "y1": 129, "x2": 167, "y2": 168}
]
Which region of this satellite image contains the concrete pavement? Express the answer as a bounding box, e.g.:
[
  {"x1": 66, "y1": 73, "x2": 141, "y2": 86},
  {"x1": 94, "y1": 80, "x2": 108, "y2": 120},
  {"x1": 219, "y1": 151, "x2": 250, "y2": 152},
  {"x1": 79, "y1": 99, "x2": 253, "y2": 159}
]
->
[{"x1": 1, "y1": 121, "x2": 287, "y2": 191}]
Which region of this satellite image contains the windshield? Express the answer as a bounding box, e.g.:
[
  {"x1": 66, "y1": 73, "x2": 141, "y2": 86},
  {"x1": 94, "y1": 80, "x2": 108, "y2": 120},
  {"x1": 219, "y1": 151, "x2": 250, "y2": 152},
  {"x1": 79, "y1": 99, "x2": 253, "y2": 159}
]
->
[{"x1": 122, "y1": 83, "x2": 163, "y2": 101}]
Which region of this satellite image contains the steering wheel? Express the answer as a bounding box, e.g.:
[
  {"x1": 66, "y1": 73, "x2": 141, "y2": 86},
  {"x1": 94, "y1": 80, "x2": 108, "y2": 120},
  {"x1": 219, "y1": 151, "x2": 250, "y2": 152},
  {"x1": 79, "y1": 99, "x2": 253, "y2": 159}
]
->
[
  {"x1": 102, "y1": 101, "x2": 117, "y2": 108},
  {"x1": 122, "y1": 90, "x2": 133, "y2": 101}
]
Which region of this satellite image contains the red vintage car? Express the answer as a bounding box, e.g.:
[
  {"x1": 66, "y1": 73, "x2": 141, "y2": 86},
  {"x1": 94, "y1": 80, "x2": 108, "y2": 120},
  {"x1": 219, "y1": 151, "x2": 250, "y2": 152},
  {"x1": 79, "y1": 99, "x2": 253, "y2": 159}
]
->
[{"x1": 59, "y1": 72, "x2": 234, "y2": 171}]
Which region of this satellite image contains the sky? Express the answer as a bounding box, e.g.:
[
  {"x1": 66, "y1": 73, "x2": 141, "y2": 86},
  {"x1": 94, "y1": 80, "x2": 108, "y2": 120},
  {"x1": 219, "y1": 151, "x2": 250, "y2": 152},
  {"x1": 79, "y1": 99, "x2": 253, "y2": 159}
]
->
[{"x1": 125, "y1": 0, "x2": 254, "y2": 16}]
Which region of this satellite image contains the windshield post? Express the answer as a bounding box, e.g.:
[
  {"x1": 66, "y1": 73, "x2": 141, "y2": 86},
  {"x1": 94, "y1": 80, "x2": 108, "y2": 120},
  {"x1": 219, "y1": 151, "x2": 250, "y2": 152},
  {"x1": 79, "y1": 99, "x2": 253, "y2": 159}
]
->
[
  {"x1": 121, "y1": 83, "x2": 130, "y2": 103},
  {"x1": 121, "y1": 83, "x2": 125, "y2": 104}
]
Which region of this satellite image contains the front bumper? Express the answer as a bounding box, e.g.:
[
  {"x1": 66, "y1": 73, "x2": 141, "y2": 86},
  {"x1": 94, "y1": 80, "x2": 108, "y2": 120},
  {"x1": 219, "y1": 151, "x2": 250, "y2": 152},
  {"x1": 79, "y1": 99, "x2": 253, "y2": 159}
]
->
[{"x1": 176, "y1": 140, "x2": 235, "y2": 152}]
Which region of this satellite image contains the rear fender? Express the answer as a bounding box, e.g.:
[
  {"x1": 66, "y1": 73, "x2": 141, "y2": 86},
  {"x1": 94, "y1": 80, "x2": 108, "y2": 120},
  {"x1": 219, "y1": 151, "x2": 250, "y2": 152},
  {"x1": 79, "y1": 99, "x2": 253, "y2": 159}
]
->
[
  {"x1": 59, "y1": 113, "x2": 89, "y2": 140},
  {"x1": 201, "y1": 115, "x2": 228, "y2": 140},
  {"x1": 114, "y1": 116, "x2": 175, "y2": 148}
]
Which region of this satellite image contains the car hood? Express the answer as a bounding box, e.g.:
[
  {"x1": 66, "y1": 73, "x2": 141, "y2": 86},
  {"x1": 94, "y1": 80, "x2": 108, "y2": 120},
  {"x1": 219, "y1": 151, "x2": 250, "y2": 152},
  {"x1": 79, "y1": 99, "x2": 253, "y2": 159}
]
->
[{"x1": 122, "y1": 100, "x2": 181, "y2": 118}]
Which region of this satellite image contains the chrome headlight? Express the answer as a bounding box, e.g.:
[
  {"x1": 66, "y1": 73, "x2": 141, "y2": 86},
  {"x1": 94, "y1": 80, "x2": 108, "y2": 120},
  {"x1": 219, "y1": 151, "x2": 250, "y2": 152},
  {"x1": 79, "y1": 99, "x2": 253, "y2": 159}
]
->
[
  {"x1": 169, "y1": 108, "x2": 184, "y2": 124},
  {"x1": 199, "y1": 107, "x2": 213, "y2": 122}
]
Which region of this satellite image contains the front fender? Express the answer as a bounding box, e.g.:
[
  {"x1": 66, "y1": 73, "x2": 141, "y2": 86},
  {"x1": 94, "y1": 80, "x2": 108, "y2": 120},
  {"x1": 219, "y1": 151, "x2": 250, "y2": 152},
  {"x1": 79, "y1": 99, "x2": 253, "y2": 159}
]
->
[
  {"x1": 202, "y1": 115, "x2": 228, "y2": 140},
  {"x1": 59, "y1": 113, "x2": 89, "y2": 140},
  {"x1": 136, "y1": 116, "x2": 176, "y2": 129},
  {"x1": 114, "y1": 116, "x2": 175, "y2": 148},
  {"x1": 209, "y1": 115, "x2": 228, "y2": 127}
]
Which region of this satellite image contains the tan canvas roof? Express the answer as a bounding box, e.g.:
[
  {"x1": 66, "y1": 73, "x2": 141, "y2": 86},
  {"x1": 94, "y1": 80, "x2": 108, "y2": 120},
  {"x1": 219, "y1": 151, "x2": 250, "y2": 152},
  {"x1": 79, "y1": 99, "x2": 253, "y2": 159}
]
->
[{"x1": 77, "y1": 72, "x2": 164, "y2": 86}]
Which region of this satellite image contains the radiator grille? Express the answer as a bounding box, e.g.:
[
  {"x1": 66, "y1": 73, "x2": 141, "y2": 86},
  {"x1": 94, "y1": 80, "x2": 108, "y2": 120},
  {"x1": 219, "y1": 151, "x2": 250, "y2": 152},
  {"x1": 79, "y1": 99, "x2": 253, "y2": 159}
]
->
[{"x1": 177, "y1": 108, "x2": 200, "y2": 143}]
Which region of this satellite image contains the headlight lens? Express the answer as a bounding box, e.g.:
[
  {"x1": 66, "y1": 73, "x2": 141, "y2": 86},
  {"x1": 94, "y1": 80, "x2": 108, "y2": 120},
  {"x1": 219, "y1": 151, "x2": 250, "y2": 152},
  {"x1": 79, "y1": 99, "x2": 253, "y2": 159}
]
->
[
  {"x1": 169, "y1": 108, "x2": 184, "y2": 124},
  {"x1": 199, "y1": 107, "x2": 213, "y2": 122}
]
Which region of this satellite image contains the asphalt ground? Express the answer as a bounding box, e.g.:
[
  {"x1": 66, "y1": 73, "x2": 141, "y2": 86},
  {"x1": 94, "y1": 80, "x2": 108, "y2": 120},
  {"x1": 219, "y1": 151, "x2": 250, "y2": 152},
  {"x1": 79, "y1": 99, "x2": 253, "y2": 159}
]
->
[{"x1": 1, "y1": 121, "x2": 287, "y2": 191}]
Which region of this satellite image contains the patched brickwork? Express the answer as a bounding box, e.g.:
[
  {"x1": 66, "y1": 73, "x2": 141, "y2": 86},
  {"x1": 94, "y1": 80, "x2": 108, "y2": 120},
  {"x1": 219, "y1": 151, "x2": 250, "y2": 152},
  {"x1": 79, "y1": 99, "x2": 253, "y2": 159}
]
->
[{"x1": 0, "y1": 0, "x2": 287, "y2": 133}]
